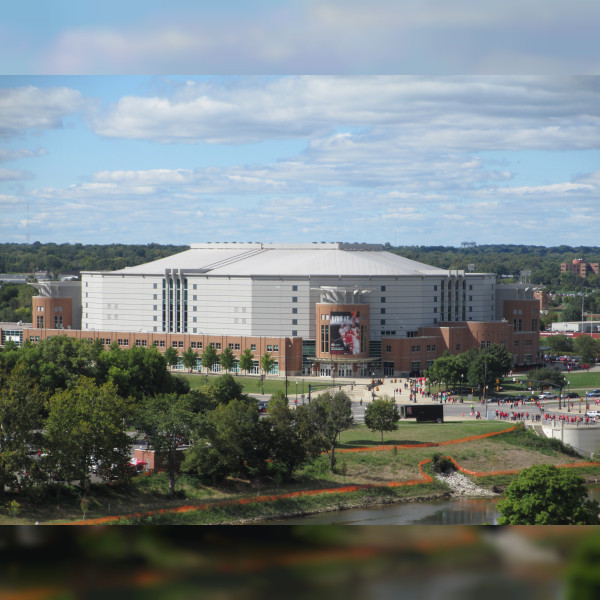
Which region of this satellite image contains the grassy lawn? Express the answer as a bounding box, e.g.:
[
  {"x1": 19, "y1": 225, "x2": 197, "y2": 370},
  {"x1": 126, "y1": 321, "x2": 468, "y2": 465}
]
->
[{"x1": 175, "y1": 372, "x2": 320, "y2": 396}]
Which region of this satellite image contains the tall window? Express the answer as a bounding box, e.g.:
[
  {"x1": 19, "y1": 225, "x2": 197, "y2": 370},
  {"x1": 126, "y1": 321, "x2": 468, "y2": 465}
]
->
[{"x1": 321, "y1": 324, "x2": 329, "y2": 353}]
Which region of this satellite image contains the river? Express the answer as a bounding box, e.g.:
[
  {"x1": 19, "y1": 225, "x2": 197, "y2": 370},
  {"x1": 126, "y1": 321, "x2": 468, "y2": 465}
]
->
[{"x1": 266, "y1": 485, "x2": 600, "y2": 525}]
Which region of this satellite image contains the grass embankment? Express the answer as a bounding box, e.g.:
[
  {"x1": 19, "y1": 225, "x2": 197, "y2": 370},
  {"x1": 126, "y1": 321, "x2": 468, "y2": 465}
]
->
[
  {"x1": 2, "y1": 421, "x2": 599, "y2": 525},
  {"x1": 176, "y1": 372, "x2": 314, "y2": 396}
]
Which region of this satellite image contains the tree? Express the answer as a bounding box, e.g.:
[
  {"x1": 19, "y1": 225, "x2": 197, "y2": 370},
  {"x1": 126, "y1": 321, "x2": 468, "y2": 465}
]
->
[
  {"x1": 239, "y1": 348, "x2": 254, "y2": 375},
  {"x1": 364, "y1": 395, "x2": 400, "y2": 443},
  {"x1": 0, "y1": 364, "x2": 45, "y2": 499},
  {"x1": 181, "y1": 347, "x2": 199, "y2": 372},
  {"x1": 164, "y1": 346, "x2": 179, "y2": 370},
  {"x1": 183, "y1": 398, "x2": 267, "y2": 482},
  {"x1": 136, "y1": 393, "x2": 198, "y2": 497},
  {"x1": 201, "y1": 344, "x2": 219, "y2": 376},
  {"x1": 44, "y1": 377, "x2": 134, "y2": 491},
  {"x1": 545, "y1": 334, "x2": 573, "y2": 353},
  {"x1": 526, "y1": 367, "x2": 567, "y2": 393},
  {"x1": 497, "y1": 464, "x2": 600, "y2": 525},
  {"x1": 260, "y1": 352, "x2": 276, "y2": 377},
  {"x1": 219, "y1": 347, "x2": 235, "y2": 373},
  {"x1": 467, "y1": 344, "x2": 512, "y2": 397},
  {"x1": 424, "y1": 352, "x2": 462, "y2": 389},
  {"x1": 264, "y1": 392, "x2": 308, "y2": 480},
  {"x1": 573, "y1": 336, "x2": 599, "y2": 368},
  {"x1": 211, "y1": 373, "x2": 246, "y2": 404},
  {"x1": 304, "y1": 391, "x2": 353, "y2": 471}
]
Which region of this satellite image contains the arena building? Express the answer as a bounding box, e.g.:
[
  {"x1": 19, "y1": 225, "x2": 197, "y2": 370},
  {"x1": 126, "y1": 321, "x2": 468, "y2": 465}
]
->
[{"x1": 2, "y1": 243, "x2": 541, "y2": 377}]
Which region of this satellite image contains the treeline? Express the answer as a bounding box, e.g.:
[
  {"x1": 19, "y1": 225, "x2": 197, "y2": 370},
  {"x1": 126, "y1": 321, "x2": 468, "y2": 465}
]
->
[
  {"x1": 386, "y1": 243, "x2": 600, "y2": 291},
  {"x1": 0, "y1": 284, "x2": 35, "y2": 322},
  {"x1": 0, "y1": 336, "x2": 353, "y2": 502},
  {"x1": 0, "y1": 242, "x2": 189, "y2": 274}
]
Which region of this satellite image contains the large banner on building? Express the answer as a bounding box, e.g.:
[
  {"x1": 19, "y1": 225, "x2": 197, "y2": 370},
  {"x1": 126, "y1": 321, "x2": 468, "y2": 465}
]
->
[{"x1": 330, "y1": 311, "x2": 360, "y2": 355}]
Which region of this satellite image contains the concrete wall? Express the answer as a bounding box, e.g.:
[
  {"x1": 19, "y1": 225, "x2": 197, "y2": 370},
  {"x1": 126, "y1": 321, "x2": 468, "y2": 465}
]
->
[{"x1": 542, "y1": 424, "x2": 600, "y2": 457}]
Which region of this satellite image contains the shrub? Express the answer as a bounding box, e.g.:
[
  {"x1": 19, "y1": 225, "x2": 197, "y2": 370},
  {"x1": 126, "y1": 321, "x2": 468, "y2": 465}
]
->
[{"x1": 431, "y1": 453, "x2": 455, "y2": 474}]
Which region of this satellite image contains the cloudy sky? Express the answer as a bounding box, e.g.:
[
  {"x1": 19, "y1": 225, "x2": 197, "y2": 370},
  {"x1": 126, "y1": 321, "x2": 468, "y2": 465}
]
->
[{"x1": 1, "y1": 3, "x2": 598, "y2": 247}]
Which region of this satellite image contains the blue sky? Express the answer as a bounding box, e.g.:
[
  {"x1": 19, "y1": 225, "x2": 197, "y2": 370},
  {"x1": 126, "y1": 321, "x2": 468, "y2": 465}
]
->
[
  {"x1": 1, "y1": 76, "x2": 598, "y2": 246},
  {"x1": 1, "y1": 3, "x2": 599, "y2": 247}
]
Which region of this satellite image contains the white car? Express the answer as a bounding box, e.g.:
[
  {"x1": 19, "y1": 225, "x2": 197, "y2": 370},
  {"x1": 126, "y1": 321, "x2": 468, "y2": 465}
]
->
[
  {"x1": 538, "y1": 392, "x2": 557, "y2": 400},
  {"x1": 586, "y1": 410, "x2": 600, "y2": 418}
]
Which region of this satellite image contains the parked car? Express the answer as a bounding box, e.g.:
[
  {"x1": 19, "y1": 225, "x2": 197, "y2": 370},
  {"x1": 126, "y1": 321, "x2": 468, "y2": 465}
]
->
[
  {"x1": 585, "y1": 389, "x2": 600, "y2": 397},
  {"x1": 538, "y1": 392, "x2": 557, "y2": 400},
  {"x1": 585, "y1": 410, "x2": 599, "y2": 418},
  {"x1": 258, "y1": 401, "x2": 269, "y2": 413},
  {"x1": 565, "y1": 392, "x2": 580, "y2": 399}
]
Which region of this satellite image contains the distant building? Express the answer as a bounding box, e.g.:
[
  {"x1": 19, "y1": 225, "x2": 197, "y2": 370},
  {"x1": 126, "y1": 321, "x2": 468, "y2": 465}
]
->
[
  {"x1": 560, "y1": 259, "x2": 599, "y2": 279},
  {"x1": 1, "y1": 243, "x2": 541, "y2": 376}
]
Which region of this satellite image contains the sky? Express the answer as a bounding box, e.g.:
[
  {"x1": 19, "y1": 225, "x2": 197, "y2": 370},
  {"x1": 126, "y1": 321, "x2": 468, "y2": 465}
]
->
[{"x1": 1, "y1": 2, "x2": 599, "y2": 247}]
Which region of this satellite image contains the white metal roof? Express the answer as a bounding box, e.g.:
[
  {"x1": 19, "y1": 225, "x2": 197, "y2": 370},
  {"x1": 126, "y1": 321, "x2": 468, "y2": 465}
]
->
[{"x1": 93, "y1": 243, "x2": 450, "y2": 277}]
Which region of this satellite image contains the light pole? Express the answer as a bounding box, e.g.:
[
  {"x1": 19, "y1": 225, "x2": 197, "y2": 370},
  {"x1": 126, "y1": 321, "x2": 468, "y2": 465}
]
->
[
  {"x1": 460, "y1": 373, "x2": 464, "y2": 403},
  {"x1": 295, "y1": 380, "x2": 298, "y2": 403}
]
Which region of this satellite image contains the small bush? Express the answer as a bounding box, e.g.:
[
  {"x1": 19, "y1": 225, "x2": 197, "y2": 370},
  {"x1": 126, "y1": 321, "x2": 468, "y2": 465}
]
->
[{"x1": 431, "y1": 453, "x2": 456, "y2": 474}]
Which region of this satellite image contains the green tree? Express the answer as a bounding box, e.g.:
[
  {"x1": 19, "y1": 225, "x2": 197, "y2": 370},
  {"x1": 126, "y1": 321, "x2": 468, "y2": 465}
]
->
[
  {"x1": 211, "y1": 373, "x2": 246, "y2": 404},
  {"x1": 545, "y1": 334, "x2": 573, "y2": 353},
  {"x1": 497, "y1": 464, "x2": 600, "y2": 525},
  {"x1": 526, "y1": 367, "x2": 567, "y2": 393},
  {"x1": 164, "y1": 346, "x2": 179, "y2": 371},
  {"x1": 573, "y1": 336, "x2": 599, "y2": 368},
  {"x1": 239, "y1": 348, "x2": 254, "y2": 375},
  {"x1": 181, "y1": 347, "x2": 199, "y2": 372},
  {"x1": 0, "y1": 364, "x2": 45, "y2": 499},
  {"x1": 424, "y1": 352, "x2": 462, "y2": 389},
  {"x1": 183, "y1": 398, "x2": 267, "y2": 482},
  {"x1": 260, "y1": 352, "x2": 276, "y2": 377},
  {"x1": 305, "y1": 390, "x2": 353, "y2": 471},
  {"x1": 467, "y1": 344, "x2": 512, "y2": 397},
  {"x1": 201, "y1": 344, "x2": 219, "y2": 376},
  {"x1": 219, "y1": 347, "x2": 235, "y2": 373},
  {"x1": 264, "y1": 392, "x2": 308, "y2": 480},
  {"x1": 364, "y1": 395, "x2": 400, "y2": 443},
  {"x1": 44, "y1": 377, "x2": 134, "y2": 491},
  {"x1": 136, "y1": 393, "x2": 198, "y2": 497}
]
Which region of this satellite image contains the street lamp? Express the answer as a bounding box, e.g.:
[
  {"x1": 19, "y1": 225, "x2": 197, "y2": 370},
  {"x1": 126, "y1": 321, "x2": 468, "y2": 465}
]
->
[
  {"x1": 295, "y1": 380, "x2": 298, "y2": 403},
  {"x1": 460, "y1": 373, "x2": 464, "y2": 403}
]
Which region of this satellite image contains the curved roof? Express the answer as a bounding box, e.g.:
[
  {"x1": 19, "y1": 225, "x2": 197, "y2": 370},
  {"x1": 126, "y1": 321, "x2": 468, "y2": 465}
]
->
[{"x1": 99, "y1": 243, "x2": 450, "y2": 277}]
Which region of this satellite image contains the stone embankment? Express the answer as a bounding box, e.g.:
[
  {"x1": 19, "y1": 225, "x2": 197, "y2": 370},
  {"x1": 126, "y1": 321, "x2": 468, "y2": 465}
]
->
[{"x1": 435, "y1": 472, "x2": 499, "y2": 497}]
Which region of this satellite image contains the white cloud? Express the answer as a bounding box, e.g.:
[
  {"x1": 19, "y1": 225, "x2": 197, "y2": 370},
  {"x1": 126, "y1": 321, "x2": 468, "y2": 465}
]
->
[
  {"x1": 0, "y1": 147, "x2": 46, "y2": 162},
  {"x1": 0, "y1": 86, "x2": 86, "y2": 137},
  {"x1": 90, "y1": 77, "x2": 600, "y2": 153},
  {"x1": 31, "y1": 1, "x2": 600, "y2": 75},
  {"x1": 0, "y1": 168, "x2": 33, "y2": 181}
]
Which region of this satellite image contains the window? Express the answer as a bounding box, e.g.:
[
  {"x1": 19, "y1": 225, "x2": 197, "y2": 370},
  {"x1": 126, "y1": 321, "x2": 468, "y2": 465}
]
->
[
  {"x1": 135, "y1": 340, "x2": 141, "y2": 346},
  {"x1": 153, "y1": 294, "x2": 157, "y2": 300},
  {"x1": 292, "y1": 319, "x2": 297, "y2": 325},
  {"x1": 159, "y1": 340, "x2": 165, "y2": 347},
  {"x1": 411, "y1": 361, "x2": 421, "y2": 372},
  {"x1": 433, "y1": 318, "x2": 438, "y2": 324},
  {"x1": 532, "y1": 318, "x2": 538, "y2": 331},
  {"x1": 215, "y1": 343, "x2": 221, "y2": 350},
  {"x1": 193, "y1": 295, "x2": 197, "y2": 301},
  {"x1": 386, "y1": 345, "x2": 391, "y2": 352},
  {"x1": 228, "y1": 343, "x2": 234, "y2": 349},
  {"x1": 433, "y1": 296, "x2": 437, "y2": 302},
  {"x1": 191, "y1": 342, "x2": 196, "y2": 348},
  {"x1": 433, "y1": 307, "x2": 437, "y2": 313},
  {"x1": 153, "y1": 316, "x2": 158, "y2": 321},
  {"x1": 514, "y1": 340, "x2": 519, "y2": 346},
  {"x1": 381, "y1": 285, "x2": 386, "y2": 292},
  {"x1": 267, "y1": 345, "x2": 273, "y2": 351},
  {"x1": 292, "y1": 297, "x2": 298, "y2": 303},
  {"x1": 469, "y1": 285, "x2": 473, "y2": 290},
  {"x1": 381, "y1": 308, "x2": 386, "y2": 314},
  {"x1": 292, "y1": 330, "x2": 297, "y2": 336},
  {"x1": 434, "y1": 285, "x2": 438, "y2": 291},
  {"x1": 292, "y1": 285, "x2": 298, "y2": 291},
  {"x1": 273, "y1": 345, "x2": 279, "y2": 351},
  {"x1": 251, "y1": 344, "x2": 256, "y2": 351},
  {"x1": 455, "y1": 344, "x2": 460, "y2": 351},
  {"x1": 381, "y1": 297, "x2": 386, "y2": 303},
  {"x1": 321, "y1": 324, "x2": 330, "y2": 353},
  {"x1": 235, "y1": 343, "x2": 240, "y2": 350},
  {"x1": 172, "y1": 342, "x2": 178, "y2": 347},
  {"x1": 153, "y1": 283, "x2": 157, "y2": 289},
  {"x1": 381, "y1": 319, "x2": 386, "y2": 325},
  {"x1": 36, "y1": 315, "x2": 44, "y2": 328},
  {"x1": 481, "y1": 341, "x2": 485, "y2": 349},
  {"x1": 292, "y1": 308, "x2": 298, "y2": 314},
  {"x1": 469, "y1": 296, "x2": 473, "y2": 301},
  {"x1": 210, "y1": 342, "x2": 214, "y2": 348}
]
